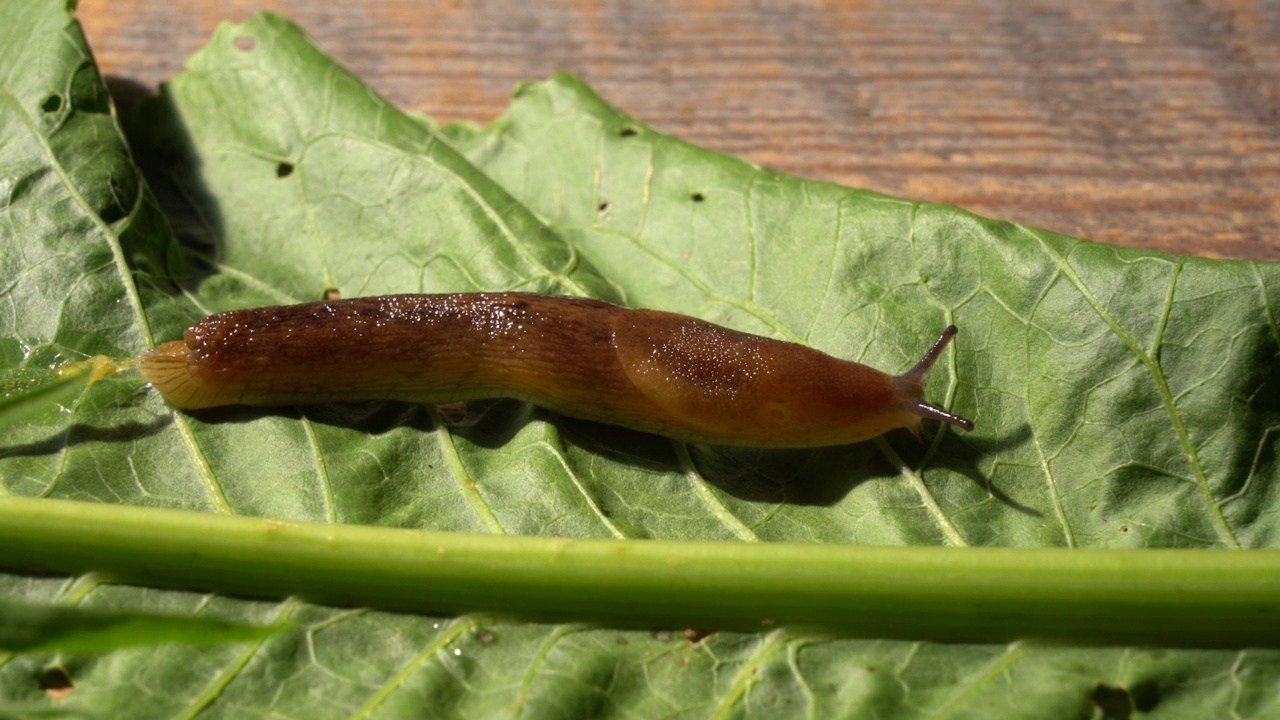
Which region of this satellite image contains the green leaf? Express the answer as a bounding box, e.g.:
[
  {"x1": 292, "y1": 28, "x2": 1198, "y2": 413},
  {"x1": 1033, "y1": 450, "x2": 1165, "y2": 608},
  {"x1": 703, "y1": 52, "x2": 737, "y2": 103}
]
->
[{"x1": 2, "y1": 4, "x2": 1279, "y2": 718}]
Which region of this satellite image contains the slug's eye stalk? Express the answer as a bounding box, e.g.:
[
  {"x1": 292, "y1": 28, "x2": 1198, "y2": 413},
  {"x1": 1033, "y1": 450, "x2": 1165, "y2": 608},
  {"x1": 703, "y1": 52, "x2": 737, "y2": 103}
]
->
[{"x1": 892, "y1": 325, "x2": 974, "y2": 440}]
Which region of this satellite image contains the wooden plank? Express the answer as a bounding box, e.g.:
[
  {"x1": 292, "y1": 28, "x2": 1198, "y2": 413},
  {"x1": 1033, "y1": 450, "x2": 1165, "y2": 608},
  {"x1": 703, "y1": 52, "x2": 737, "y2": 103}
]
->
[{"x1": 76, "y1": 0, "x2": 1280, "y2": 260}]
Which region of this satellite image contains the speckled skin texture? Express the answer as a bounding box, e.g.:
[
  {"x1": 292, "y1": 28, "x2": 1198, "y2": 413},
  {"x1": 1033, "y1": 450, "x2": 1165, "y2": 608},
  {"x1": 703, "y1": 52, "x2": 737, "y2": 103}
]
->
[{"x1": 139, "y1": 293, "x2": 970, "y2": 447}]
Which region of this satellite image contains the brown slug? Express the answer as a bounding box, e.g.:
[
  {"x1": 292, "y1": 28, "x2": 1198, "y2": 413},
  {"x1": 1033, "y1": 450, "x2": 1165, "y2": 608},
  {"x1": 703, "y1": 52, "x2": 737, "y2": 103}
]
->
[{"x1": 138, "y1": 293, "x2": 973, "y2": 447}]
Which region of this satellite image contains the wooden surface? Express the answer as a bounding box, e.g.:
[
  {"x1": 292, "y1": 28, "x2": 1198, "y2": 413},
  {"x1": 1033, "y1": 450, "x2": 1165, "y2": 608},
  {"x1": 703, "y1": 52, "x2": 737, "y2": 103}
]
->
[{"x1": 77, "y1": 1, "x2": 1280, "y2": 261}]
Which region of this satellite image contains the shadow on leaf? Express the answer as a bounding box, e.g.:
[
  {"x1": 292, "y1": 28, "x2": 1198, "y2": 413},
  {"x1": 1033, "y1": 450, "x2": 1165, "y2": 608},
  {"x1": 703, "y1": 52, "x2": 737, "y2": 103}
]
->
[
  {"x1": 0, "y1": 417, "x2": 171, "y2": 460},
  {"x1": 114, "y1": 75, "x2": 223, "y2": 292},
  {"x1": 168, "y1": 398, "x2": 1039, "y2": 515},
  {"x1": 690, "y1": 443, "x2": 885, "y2": 506},
  {"x1": 940, "y1": 421, "x2": 1042, "y2": 518}
]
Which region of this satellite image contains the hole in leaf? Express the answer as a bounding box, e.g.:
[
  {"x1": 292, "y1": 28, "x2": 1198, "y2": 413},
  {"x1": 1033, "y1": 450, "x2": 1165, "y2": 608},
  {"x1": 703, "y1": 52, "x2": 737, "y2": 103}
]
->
[
  {"x1": 234, "y1": 35, "x2": 257, "y2": 52},
  {"x1": 1089, "y1": 684, "x2": 1134, "y2": 720},
  {"x1": 39, "y1": 667, "x2": 73, "y2": 700},
  {"x1": 690, "y1": 192, "x2": 705, "y2": 203},
  {"x1": 276, "y1": 162, "x2": 294, "y2": 178},
  {"x1": 682, "y1": 628, "x2": 714, "y2": 644},
  {"x1": 41, "y1": 94, "x2": 63, "y2": 113},
  {"x1": 98, "y1": 176, "x2": 130, "y2": 223},
  {"x1": 618, "y1": 127, "x2": 638, "y2": 138},
  {"x1": 1129, "y1": 681, "x2": 1159, "y2": 712}
]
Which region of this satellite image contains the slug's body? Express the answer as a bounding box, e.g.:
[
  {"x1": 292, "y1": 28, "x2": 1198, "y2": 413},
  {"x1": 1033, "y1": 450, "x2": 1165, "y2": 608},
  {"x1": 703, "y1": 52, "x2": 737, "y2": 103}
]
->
[{"x1": 139, "y1": 293, "x2": 973, "y2": 447}]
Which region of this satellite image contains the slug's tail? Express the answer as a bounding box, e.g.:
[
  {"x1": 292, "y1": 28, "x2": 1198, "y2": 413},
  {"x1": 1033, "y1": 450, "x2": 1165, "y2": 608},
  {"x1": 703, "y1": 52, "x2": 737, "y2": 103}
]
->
[{"x1": 892, "y1": 325, "x2": 974, "y2": 440}]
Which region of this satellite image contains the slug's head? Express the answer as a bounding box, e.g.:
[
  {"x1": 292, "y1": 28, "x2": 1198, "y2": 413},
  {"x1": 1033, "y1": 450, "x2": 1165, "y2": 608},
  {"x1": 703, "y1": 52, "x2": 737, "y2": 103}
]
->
[{"x1": 892, "y1": 325, "x2": 974, "y2": 441}]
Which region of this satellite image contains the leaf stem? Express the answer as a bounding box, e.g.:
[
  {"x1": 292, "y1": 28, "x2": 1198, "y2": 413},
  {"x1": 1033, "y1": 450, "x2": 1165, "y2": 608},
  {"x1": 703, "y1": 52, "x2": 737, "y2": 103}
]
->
[{"x1": 1, "y1": 496, "x2": 1278, "y2": 649}]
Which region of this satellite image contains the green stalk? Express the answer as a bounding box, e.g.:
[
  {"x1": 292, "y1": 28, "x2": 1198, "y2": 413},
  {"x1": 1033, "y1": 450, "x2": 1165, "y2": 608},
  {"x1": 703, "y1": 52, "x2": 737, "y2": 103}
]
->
[{"x1": 1, "y1": 496, "x2": 1277, "y2": 648}]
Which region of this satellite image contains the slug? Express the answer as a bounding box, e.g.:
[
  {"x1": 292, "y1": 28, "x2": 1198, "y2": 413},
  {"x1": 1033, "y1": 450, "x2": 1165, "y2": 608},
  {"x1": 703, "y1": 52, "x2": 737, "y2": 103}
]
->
[{"x1": 138, "y1": 293, "x2": 973, "y2": 448}]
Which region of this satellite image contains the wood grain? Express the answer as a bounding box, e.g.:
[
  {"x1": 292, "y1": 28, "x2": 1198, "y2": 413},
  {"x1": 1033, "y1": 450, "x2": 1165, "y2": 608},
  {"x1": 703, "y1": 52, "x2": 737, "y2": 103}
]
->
[{"x1": 77, "y1": 0, "x2": 1280, "y2": 260}]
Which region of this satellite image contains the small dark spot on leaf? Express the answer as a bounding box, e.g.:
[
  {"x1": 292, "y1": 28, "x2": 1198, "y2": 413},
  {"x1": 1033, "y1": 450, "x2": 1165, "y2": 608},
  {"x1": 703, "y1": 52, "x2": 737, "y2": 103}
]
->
[
  {"x1": 276, "y1": 162, "x2": 294, "y2": 178},
  {"x1": 234, "y1": 36, "x2": 257, "y2": 52},
  {"x1": 690, "y1": 192, "x2": 705, "y2": 203},
  {"x1": 41, "y1": 94, "x2": 62, "y2": 113},
  {"x1": 618, "y1": 127, "x2": 638, "y2": 138},
  {"x1": 654, "y1": 630, "x2": 672, "y2": 642},
  {"x1": 597, "y1": 200, "x2": 610, "y2": 213},
  {"x1": 477, "y1": 631, "x2": 495, "y2": 645},
  {"x1": 1089, "y1": 684, "x2": 1134, "y2": 720},
  {"x1": 1120, "y1": 525, "x2": 1130, "y2": 533},
  {"x1": 39, "y1": 667, "x2": 73, "y2": 700}
]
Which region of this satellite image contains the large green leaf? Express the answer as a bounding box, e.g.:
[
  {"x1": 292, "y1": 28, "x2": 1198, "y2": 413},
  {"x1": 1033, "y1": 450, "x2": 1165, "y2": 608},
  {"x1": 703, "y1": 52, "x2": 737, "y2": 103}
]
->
[{"x1": 1, "y1": 4, "x2": 1278, "y2": 717}]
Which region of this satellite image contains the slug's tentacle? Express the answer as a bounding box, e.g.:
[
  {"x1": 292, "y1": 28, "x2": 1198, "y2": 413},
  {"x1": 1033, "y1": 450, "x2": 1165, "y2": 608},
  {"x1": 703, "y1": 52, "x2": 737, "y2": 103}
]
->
[{"x1": 891, "y1": 325, "x2": 975, "y2": 440}]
